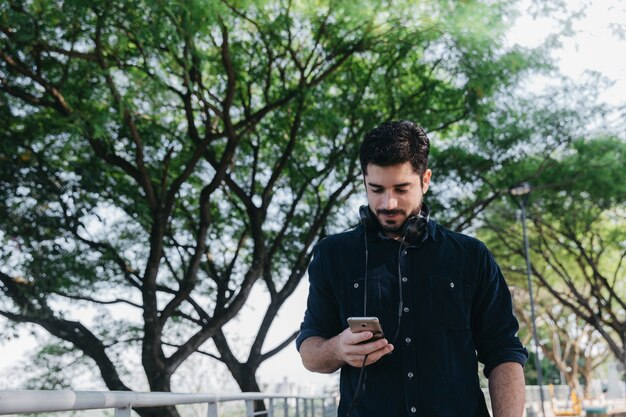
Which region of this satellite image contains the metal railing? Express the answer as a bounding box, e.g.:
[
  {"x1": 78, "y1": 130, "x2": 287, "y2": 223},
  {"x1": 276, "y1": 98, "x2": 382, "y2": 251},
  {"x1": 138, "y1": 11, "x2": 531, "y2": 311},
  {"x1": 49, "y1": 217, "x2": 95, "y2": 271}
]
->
[{"x1": 0, "y1": 390, "x2": 336, "y2": 417}]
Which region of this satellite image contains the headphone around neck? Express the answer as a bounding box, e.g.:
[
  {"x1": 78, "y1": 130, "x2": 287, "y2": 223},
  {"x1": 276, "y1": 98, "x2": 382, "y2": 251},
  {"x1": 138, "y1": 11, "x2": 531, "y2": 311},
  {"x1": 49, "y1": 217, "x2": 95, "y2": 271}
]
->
[{"x1": 359, "y1": 204, "x2": 430, "y2": 246}]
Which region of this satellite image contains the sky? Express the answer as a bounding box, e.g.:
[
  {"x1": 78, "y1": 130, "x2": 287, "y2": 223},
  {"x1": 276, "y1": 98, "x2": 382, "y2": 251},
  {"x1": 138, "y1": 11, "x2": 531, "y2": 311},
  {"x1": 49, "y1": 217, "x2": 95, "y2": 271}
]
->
[
  {"x1": 508, "y1": 0, "x2": 626, "y2": 107},
  {"x1": 1, "y1": 0, "x2": 625, "y2": 395}
]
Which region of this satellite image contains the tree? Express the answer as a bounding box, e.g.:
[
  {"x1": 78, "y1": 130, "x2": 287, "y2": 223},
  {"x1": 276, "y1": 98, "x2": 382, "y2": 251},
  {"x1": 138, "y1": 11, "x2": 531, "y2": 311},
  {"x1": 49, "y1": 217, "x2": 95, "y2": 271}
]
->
[
  {"x1": 512, "y1": 288, "x2": 612, "y2": 397},
  {"x1": 480, "y1": 136, "x2": 626, "y2": 387},
  {"x1": 0, "y1": 0, "x2": 549, "y2": 415}
]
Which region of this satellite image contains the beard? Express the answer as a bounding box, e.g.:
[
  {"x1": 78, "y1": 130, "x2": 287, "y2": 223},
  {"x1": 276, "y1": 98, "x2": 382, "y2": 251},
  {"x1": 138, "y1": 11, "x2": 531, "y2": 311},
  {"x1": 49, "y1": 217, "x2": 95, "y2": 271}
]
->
[
  {"x1": 380, "y1": 223, "x2": 403, "y2": 233},
  {"x1": 376, "y1": 209, "x2": 407, "y2": 234},
  {"x1": 376, "y1": 206, "x2": 422, "y2": 234}
]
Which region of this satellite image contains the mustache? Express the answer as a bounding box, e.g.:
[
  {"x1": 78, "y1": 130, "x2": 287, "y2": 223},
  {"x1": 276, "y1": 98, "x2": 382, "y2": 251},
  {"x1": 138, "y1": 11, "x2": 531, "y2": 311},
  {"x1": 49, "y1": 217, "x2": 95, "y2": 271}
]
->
[{"x1": 377, "y1": 209, "x2": 405, "y2": 216}]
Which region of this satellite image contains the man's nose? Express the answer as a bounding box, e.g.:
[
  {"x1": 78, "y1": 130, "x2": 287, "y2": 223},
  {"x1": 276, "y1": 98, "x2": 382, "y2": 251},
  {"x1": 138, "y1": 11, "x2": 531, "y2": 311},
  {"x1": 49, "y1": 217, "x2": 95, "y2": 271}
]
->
[{"x1": 383, "y1": 192, "x2": 398, "y2": 210}]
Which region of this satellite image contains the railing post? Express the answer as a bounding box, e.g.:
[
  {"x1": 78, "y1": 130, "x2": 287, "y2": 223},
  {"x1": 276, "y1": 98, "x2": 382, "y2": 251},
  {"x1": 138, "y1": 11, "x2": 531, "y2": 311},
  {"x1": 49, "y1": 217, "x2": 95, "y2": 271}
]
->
[
  {"x1": 268, "y1": 398, "x2": 274, "y2": 417},
  {"x1": 207, "y1": 401, "x2": 219, "y2": 417},
  {"x1": 295, "y1": 397, "x2": 300, "y2": 417},
  {"x1": 114, "y1": 406, "x2": 132, "y2": 417},
  {"x1": 284, "y1": 397, "x2": 289, "y2": 417},
  {"x1": 246, "y1": 399, "x2": 254, "y2": 417}
]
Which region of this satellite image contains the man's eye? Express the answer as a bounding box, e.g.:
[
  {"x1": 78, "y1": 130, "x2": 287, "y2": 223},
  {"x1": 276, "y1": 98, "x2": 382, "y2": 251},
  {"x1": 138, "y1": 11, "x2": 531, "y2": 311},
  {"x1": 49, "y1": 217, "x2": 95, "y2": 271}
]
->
[
  {"x1": 396, "y1": 189, "x2": 408, "y2": 194},
  {"x1": 371, "y1": 188, "x2": 383, "y2": 194}
]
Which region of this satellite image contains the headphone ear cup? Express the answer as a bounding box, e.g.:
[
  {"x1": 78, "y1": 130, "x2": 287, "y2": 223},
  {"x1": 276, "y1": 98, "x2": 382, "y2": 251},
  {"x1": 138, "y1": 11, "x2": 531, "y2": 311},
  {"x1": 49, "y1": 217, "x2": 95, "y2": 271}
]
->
[
  {"x1": 402, "y1": 215, "x2": 428, "y2": 245},
  {"x1": 359, "y1": 205, "x2": 378, "y2": 232}
]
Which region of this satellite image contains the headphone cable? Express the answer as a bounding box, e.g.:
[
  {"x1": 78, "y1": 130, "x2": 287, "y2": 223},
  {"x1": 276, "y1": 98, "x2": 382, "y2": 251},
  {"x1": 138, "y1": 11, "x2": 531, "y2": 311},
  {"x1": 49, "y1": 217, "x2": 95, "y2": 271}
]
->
[
  {"x1": 345, "y1": 354, "x2": 368, "y2": 417},
  {"x1": 346, "y1": 224, "x2": 371, "y2": 417}
]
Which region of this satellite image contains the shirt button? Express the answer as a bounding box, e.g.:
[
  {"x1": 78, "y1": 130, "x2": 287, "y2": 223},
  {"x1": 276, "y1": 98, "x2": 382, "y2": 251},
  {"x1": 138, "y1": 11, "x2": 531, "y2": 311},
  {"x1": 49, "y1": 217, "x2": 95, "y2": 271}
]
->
[
  {"x1": 402, "y1": 277, "x2": 408, "y2": 283},
  {"x1": 407, "y1": 372, "x2": 414, "y2": 378},
  {"x1": 410, "y1": 407, "x2": 417, "y2": 413},
  {"x1": 402, "y1": 250, "x2": 408, "y2": 255},
  {"x1": 450, "y1": 282, "x2": 455, "y2": 288},
  {"x1": 405, "y1": 337, "x2": 411, "y2": 344},
  {"x1": 403, "y1": 307, "x2": 409, "y2": 313},
  {"x1": 354, "y1": 283, "x2": 359, "y2": 288}
]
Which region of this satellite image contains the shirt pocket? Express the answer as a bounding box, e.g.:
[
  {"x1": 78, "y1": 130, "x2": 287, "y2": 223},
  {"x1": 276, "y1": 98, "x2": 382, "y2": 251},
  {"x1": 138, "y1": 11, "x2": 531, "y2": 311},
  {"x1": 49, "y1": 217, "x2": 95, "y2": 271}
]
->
[
  {"x1": 429, "y1": 275, "x2": 471, "y2": 331},
  {"x1": 340, "y1": 270, "x2": 386, "y2": 320}
]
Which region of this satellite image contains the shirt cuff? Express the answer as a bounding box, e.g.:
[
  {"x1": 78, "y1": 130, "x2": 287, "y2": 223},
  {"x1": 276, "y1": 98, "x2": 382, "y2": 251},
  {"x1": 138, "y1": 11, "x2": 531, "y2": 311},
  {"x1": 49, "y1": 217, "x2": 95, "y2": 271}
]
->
[{"x1": 483, "y1": 347, "x2": 529, "y2": 378}]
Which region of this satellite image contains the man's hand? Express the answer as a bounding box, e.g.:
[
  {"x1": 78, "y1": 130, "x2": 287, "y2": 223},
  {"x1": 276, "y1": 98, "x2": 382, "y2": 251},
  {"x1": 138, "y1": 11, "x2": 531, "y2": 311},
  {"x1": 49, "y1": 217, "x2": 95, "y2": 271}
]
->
[
  {"x1": 299, "y1": 329, "x2": 394, "y2": 373},
  {"x1": 337, "y1": 327, "x2": 394, "y2": 367}
]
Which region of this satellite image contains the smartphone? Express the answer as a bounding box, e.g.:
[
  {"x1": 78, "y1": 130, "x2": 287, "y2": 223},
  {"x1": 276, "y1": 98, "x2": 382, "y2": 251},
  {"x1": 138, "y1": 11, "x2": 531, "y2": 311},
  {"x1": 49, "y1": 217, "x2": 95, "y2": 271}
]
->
[{"x1": 347, "y1": 317, "x2": 384, "y2": 342}]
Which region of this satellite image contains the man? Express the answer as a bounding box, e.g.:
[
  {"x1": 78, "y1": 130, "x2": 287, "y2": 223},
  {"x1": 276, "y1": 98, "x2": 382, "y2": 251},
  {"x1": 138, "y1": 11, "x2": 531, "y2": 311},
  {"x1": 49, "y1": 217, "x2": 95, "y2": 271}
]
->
[{"x1": 296, "y1": 120, "x2": 528, "y2": 417}]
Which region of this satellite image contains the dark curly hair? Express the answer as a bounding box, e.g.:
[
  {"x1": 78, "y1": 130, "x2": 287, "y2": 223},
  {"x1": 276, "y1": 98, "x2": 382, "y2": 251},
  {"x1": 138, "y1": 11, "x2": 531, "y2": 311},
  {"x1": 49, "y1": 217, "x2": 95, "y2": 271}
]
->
[{"x1": 359, "y1": 120, "x2": 430, "y2": 176}]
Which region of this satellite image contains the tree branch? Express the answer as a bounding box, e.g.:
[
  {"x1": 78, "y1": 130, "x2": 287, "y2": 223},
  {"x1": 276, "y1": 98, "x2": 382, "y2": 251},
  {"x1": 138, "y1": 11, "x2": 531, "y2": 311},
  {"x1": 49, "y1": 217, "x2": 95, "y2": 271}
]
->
[{"x1": 0, "y1": 49, "x2": 72, "y2": 115}]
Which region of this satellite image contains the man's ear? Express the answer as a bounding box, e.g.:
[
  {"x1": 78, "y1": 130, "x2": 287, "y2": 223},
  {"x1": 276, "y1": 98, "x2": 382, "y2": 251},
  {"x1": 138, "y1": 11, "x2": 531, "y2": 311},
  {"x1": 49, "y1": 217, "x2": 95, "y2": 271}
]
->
[{"x1": 422, "y1": 169, "x2": 432, "y2": 193}]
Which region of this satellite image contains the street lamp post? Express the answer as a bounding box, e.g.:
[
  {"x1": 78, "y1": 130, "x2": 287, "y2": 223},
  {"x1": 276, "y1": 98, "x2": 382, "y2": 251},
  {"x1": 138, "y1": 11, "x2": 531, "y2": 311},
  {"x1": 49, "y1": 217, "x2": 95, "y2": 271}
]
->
[{"x1": 510, "y1": 182, "x2": 546, "y2": 417}]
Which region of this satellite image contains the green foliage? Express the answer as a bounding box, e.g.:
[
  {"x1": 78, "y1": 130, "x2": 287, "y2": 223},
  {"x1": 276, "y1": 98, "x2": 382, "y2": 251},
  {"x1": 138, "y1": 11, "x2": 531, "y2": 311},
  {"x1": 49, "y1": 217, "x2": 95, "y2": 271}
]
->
[
  {"x1": 23, "y1": 341, "x2": 103, "y2": 390},
  {"x1": 524, "y1": 351, "x2": 563, "y2": 385},
  {"x1": 1, "y1": 0, "x2": 601, "y2": 403},
  {"x1": 477, "y1": 128, "x2": 626, "y2": 369}
]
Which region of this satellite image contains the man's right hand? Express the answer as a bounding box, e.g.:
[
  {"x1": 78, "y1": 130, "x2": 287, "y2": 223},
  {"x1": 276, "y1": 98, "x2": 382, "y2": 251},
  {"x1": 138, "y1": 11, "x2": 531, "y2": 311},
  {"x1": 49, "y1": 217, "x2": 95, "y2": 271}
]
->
[
  {"x1": 337, "y1": 327, "x2": 394, "y2": 368},
  {"x1": 299, "y1": 329, "x2": 394, "y2": 373}
]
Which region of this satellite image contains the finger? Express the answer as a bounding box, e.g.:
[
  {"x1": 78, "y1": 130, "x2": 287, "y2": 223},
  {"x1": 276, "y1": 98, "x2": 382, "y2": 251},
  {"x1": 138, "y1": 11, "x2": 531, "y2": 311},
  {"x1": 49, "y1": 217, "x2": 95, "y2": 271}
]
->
[
  {"x1": 351, "y1": 337, "x2": 389, "y2": 355},
  {"x1": 346, "y1": 330, "x2": 374, "y2": 345},
  {"x1": 364, "y1": 343, "x2": 394, "y2": 366},
  {"x1": 345, "y1": 339, "x2": 388, "y2": 359},
  {"x1": 343, "y1": 341, "x2": 383, "y2": 359},
  {"x1": 346, "y1": 344, "x2": 393, "y2": 368}
]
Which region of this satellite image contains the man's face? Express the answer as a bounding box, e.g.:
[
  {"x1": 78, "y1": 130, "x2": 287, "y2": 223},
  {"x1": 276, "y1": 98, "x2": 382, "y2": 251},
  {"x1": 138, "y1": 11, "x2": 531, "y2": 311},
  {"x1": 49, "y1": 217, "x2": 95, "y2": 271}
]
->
[{"x1": 364, "y1": 162, "x2": 432, "y2": 238}]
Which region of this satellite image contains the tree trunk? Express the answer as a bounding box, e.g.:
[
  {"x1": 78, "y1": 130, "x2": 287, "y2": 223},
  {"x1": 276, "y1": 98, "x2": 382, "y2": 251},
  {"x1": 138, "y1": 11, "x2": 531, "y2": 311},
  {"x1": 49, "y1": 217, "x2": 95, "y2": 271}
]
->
[
  {"x1": 134, "y1": 372, "x2": 181, "y2": 417},
  {"x1": 230, "y1": 365, "x2": 267, "y2": 415},
  {"x1": 136, "y1": 406, "x2": 180, "y2": 417}
]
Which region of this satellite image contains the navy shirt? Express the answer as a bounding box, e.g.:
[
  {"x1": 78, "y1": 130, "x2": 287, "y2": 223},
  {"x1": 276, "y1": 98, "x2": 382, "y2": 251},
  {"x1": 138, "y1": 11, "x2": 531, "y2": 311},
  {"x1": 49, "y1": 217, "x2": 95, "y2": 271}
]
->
[{"x1": 296, "y1": 219, "x2": 528, "y2": 417}]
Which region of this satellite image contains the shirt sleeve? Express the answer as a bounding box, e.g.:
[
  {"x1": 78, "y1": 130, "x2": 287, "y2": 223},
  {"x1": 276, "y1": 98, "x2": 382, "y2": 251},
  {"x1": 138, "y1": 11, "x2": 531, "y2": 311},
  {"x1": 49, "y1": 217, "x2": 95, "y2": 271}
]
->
[
  {"x1": 471, "y1": 243, "x2": 529, "y2": 377},
  {"x1": 295, "y1": 241, "x2": 342, "y2": 351}
]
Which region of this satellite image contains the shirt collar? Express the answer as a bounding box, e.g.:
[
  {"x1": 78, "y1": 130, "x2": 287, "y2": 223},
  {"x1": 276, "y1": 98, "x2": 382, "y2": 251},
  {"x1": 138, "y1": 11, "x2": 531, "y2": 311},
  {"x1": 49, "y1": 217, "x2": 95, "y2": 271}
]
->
[{"x1": 428, "y1": 219, "x2": 445, "y2": 243}]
